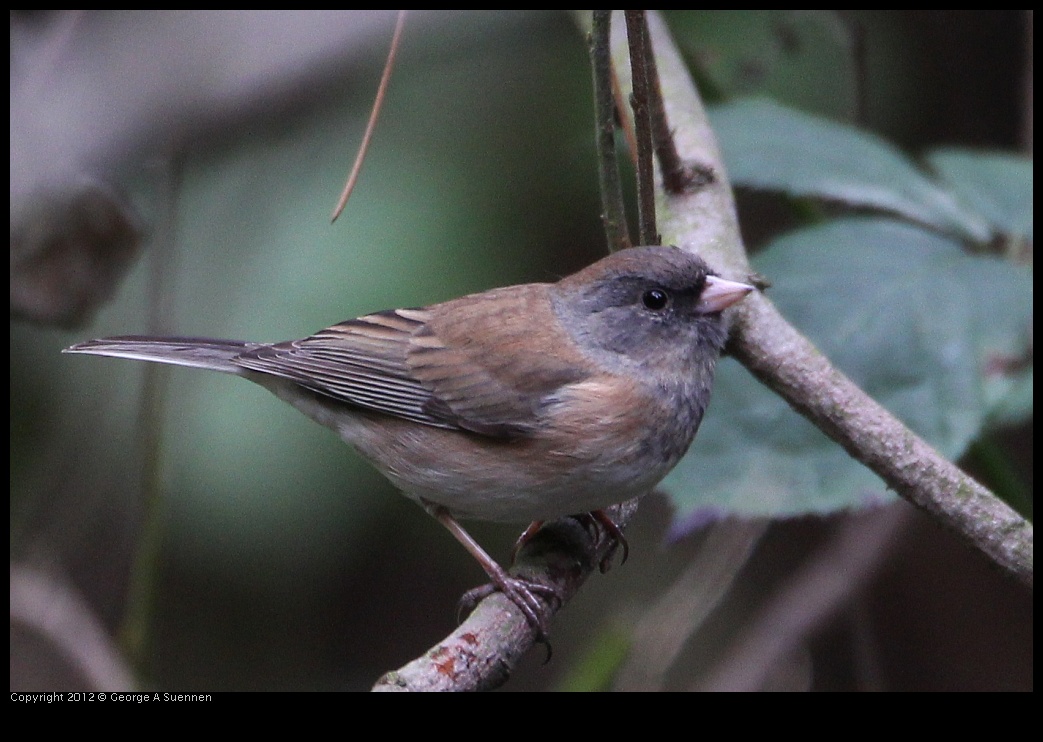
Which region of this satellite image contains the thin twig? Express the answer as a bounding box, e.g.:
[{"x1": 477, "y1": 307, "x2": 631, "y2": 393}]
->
[
  {"x1": 331, "y1": 10, "x2": 406, "y2": 223},
  {"x1": 624, "y1": 10, "x2": 659, "y2": 246},
  {"x1": 590, "y1": 10, "x2": 631, "y2": 252},
  {"x1": 631, "y1": 11, "x2": 703, "y2": 193}
]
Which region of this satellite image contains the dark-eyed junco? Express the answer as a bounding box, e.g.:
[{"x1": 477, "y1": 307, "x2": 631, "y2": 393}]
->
[{"x1": 65, "y1": 245, "x2": 752, "y2": 634}]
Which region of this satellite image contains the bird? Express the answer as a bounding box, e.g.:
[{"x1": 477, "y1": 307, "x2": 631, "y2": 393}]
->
[{"x1": 64, "y1": 245, "x2": 753, "y2": 636}]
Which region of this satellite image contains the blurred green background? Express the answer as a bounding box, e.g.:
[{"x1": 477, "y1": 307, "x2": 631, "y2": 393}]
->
[{"x1": 11, "y1": 10, "x2": 1031, "y2": 691}]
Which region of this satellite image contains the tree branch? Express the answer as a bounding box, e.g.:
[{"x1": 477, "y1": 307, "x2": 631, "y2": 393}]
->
[
  {"x1": 624, "y1": 10, "x2": 659, "y2": 245},
  {"x1": 632, "y1": 10, "x2": 1031, "y2": 587},
  {"x1": 372, "y1": 500, "x2": 638, "y2": 691}
]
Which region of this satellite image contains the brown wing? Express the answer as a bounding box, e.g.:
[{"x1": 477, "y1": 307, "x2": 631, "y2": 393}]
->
[
  {"x1": 233, "y1": 285, "x2": 589, "y2": 437},
  {"x1": 407, "y1": 284, "x2": 589, "y2": 436}
]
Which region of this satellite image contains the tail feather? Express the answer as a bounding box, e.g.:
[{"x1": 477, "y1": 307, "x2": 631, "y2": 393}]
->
[{"x1": 63, "y1": 336, "x2": 264, "y2": 374}]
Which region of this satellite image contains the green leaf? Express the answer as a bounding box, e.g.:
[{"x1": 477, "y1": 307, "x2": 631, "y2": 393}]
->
[
  {"x1": 925, "y1": 149, "x2": 1033, "y2": 241},
  {"x1": 708, "y1": 98, "x2": 994, "y2": 242},
  {"x1": 664, "y1": 217, "x2": 1032, "y2": 518}
]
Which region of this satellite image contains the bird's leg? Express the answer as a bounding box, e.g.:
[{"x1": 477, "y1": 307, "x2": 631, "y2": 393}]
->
[{"x1": 423, "y1": 502, "x2": 560, "y2": 643}]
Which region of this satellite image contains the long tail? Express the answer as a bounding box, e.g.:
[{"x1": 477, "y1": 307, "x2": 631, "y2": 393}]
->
[{"x1": 63, "y1": 336, "x2": 265, "y2": 374}]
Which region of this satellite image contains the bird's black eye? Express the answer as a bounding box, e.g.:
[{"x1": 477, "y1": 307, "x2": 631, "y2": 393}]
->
[{"x1": 642, "y1": 288, "x2": 670, "y2": 311}]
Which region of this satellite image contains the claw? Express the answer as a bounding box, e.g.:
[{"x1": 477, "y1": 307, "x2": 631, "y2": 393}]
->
[
  {"x1": 424, "y1": 502, "x2": 629, "y2": 662},
  {"x1": 458, "y1": 577, "x2": 560, "y2": 662},
  {"x1": 510, "y1": 520, "x2": 544, "y2": 564},
  {"x1": 573, "y1": 510, "x2": 629, "y2": 572}
]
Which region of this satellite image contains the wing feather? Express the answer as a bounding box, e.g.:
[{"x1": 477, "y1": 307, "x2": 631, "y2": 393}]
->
[{"x1": 234, "y1": 286, "x2": 591, "y2": 437}]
